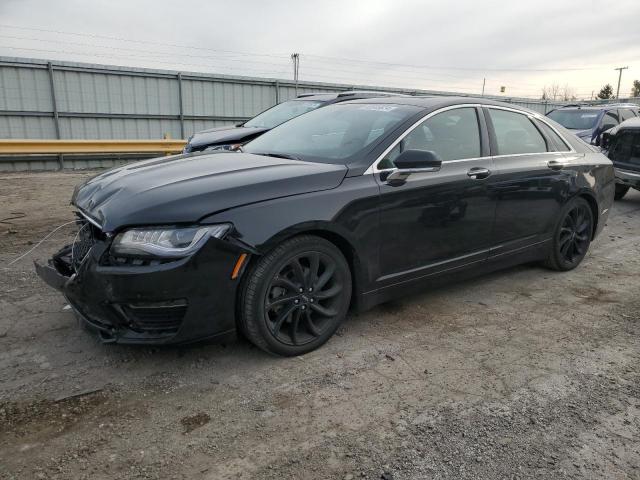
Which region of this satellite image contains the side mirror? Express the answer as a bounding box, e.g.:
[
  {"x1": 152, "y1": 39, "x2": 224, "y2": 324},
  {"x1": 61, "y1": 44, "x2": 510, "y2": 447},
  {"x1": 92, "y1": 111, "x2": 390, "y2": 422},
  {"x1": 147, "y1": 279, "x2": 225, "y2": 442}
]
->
[
  {"x1": 235, "y1": 122, "x2": 246, "y2": 127},
  {"x1": 599, "y1": 131, "x2": 612, "y2": 150},
  {"x1": 384, "y1": 150, "x2": 442, "y2": 186}
]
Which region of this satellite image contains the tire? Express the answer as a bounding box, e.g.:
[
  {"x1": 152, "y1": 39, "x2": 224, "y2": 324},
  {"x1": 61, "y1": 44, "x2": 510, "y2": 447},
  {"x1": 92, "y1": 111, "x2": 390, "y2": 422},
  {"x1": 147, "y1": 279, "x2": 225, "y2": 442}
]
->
[
  {"x1": 614, "y1": 184, "x2": 630, "y2": 200},
  {"x1": 544, "y1": 197, "x2": 594, "y2": 272},
  {"x1": 239, "y1": 235, "x2": 352, "y2": 356}
]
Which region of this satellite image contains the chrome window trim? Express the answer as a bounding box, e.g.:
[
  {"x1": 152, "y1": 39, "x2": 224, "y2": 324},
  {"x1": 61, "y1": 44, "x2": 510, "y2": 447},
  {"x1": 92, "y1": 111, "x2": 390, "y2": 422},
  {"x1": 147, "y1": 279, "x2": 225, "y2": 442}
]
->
[
  {"x1": 364, "y1": 103, "x2": 577, "y2": 175},
  {"x1": 364, "y1": 104, "x2": 580, "y2": 174},
  {"x1": 530, "y1": 115, "x2": 576, "y2": 153},
  {"x1": 364, "y1": 104, "x2": 486, "y2": 174}
]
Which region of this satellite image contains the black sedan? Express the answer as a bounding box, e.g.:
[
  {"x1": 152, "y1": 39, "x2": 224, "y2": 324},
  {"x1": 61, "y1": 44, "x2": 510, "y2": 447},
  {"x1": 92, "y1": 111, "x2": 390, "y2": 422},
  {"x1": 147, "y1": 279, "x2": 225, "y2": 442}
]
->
[
  {"x1": 183, "y1": 91, "x2": 407, "y2": 153},
  {"x1": 36, "y1": 97, "x2": 615, "y2": 356}
]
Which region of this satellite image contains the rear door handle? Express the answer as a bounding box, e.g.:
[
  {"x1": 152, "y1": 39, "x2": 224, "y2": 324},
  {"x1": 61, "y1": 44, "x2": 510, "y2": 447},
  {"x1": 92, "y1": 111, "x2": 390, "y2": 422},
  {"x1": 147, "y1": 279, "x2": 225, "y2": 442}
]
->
[
  {"x1": 547, "y1": 159, "x2": 566, "y2": 170},
  {"x1": 467, "y1": 167, "x2": 491, "y2": 179}
]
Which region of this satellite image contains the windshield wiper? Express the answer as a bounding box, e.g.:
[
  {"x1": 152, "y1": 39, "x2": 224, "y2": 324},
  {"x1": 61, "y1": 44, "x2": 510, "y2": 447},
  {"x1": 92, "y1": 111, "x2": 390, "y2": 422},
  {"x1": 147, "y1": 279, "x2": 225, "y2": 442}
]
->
[{"x1": 252, "y1": 152, "x2": 301, "y2": 161}]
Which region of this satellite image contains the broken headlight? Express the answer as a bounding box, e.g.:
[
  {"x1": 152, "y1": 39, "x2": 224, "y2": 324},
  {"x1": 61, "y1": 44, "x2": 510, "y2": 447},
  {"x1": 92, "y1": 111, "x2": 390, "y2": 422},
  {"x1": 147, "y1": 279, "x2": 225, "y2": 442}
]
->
[{"x1": 111, "y1": 224, "x2": 231, "y2": 258}]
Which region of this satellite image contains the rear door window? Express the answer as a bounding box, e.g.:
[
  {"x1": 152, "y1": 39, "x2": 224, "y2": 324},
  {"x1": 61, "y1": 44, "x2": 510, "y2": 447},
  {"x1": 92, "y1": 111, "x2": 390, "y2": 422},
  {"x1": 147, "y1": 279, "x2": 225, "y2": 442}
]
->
[
  {"x1": 619, "y1": 109, "x2": 636, "y2": 122},
  {"x1": 535, "y1": 120, "x2": 571, "y2": 151},
  {"x1": 601, "y1": 111, "x2": 619, "y2": 131},
  {"x1": 488, "y1": 109, "x2": 548, "y2": 155}
]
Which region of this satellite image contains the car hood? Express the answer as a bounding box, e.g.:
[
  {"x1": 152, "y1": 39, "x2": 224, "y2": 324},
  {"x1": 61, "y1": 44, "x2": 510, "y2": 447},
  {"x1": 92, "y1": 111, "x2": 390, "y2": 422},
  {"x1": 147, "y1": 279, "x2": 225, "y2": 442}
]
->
[
  {"x1": 72, "y1": 152, "x2": 347, "y2": 232},
  {"x1": 186, "y1": 126, "x2": 269, "y2": 151}
]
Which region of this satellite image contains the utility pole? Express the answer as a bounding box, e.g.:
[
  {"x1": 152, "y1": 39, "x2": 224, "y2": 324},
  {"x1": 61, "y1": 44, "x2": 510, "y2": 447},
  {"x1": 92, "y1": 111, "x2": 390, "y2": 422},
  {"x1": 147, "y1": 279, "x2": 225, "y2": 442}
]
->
[
  {"x1": 291, "y1": 53, "x2": 300, "y2": 97},
  {"x1": 614, "y1": 66, "x2": 628, "y2": 99},
  {"x1": 481, "y1": 78, "x2": 486, "y2": 96}
]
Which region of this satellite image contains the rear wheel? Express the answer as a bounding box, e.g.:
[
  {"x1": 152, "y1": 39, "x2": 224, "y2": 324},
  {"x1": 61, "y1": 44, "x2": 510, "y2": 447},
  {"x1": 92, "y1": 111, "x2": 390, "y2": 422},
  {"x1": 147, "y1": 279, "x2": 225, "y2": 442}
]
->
[
  {"x1": 544, "y1": 197, "x2": 593, "y2": 271},
  {"x1": 614, "y1": 184, "x2": 630, "y2": 200},
  {"x1": 239, "y1": 235, "x2": 351, "y2": 356}
]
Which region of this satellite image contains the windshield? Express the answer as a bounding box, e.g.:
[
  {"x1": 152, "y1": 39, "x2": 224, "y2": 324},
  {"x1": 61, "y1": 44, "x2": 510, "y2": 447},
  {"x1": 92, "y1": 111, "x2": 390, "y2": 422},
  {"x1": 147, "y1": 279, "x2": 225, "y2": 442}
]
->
[
  {"x1": 547, "y1": 109, "x2": 600, "y2": 130},
  {"x1": 244, "y1": 100, "x2": 324, "y2": 128},
  {"x1": 244, "y1": 103, "x2": 420, "y2": 164}
]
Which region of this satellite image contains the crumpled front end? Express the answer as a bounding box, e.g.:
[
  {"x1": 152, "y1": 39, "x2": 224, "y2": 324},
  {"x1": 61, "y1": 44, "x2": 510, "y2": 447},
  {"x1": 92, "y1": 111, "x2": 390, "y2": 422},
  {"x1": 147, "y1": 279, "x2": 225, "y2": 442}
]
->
[{"x1": 35, "y1": 217, "x2": 243, "y2": 345}]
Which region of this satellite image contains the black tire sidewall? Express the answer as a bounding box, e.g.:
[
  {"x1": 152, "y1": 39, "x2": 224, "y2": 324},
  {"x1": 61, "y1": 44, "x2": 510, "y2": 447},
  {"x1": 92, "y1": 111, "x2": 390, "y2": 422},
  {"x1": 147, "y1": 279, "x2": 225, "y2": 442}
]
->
[
  {"x1": 614, "y1": 184, "x2": 630, "y2": 200},
  {"x1": 242, "y1": 236, "x2": 352, "y2": 356}
]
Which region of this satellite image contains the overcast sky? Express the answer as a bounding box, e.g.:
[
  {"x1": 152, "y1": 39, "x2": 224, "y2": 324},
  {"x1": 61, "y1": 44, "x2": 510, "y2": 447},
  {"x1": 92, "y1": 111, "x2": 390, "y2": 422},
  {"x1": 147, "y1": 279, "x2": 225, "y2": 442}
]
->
[{"x1": 1, "y1": 0, "x2": 639, "y2": 99}]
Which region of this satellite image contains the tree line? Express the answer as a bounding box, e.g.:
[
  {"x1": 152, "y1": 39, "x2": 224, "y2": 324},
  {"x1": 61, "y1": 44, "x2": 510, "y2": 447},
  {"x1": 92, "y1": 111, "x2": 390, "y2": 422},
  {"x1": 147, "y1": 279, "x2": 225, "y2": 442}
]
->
[{"x1": 541, "y1": 80, "x2": 640, "y2": 101}]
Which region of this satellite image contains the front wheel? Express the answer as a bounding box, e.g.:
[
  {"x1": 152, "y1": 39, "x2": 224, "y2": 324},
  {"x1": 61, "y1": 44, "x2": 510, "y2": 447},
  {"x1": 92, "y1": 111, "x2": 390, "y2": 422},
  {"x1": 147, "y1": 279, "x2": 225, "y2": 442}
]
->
[
  {"x1": 239, "y1": 235, "x2": 352, "y2": 356},
  {"x1": 614, "y1": 184, "x2": 630, "y2": 200},
  {"x1": 544, "y1": 197, "x2": 593, "y2": 271}
]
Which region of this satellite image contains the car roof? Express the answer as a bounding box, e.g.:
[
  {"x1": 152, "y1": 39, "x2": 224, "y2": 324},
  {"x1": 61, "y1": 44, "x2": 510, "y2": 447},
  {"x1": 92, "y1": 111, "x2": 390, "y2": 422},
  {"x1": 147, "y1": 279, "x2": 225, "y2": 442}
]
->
[
  {"x1": 338, "y1": 95, "x2": 541, "y2": 115},
  {"x1": 553, "y1": 103, "x2": 639, "y2": 111},
  {"x1": 611, "y1": 116, "x2": 640, "y2": 135}
]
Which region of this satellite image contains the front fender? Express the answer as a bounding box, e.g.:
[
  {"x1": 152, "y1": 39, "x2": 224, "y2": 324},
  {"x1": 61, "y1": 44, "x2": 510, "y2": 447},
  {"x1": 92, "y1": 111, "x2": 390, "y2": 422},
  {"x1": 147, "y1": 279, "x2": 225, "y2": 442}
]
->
[{"x1": 201, "y1": 175, "x2": 381, "y2": 293}]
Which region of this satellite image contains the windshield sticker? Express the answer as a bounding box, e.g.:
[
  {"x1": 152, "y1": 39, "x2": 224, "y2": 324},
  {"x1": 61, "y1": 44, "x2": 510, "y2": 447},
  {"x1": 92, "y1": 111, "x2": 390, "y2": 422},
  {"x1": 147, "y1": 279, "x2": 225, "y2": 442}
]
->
[
  {"x1": 581, "y1": 113, "x2": 598, "y2": 118},
  {"x1": 358, "y1": 105, "x2": 398, "y2": 112}
]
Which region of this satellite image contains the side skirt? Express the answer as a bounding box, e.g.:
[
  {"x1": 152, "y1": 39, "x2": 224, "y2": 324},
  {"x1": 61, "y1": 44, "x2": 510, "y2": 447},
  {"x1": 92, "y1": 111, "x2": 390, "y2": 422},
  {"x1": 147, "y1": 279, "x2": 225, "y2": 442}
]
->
[{"x1": 357, "y1": 242, "x2": 549, "y2": 312}]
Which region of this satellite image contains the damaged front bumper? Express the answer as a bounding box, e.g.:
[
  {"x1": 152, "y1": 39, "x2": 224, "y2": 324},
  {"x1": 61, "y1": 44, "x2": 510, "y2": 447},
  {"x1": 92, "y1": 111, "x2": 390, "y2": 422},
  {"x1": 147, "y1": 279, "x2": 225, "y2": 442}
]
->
[{"x1": 35, "y1": 233, "x2": 243, "y2": 345}]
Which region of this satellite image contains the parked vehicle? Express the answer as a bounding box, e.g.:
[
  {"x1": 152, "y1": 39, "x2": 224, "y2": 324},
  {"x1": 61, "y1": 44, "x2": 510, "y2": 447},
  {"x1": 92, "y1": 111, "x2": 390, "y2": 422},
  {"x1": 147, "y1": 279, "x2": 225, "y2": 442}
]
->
[
  {"x1": 546, "y1": 103, "x2": 639, "y2": 146},
  {"x1": 182, "y1": 91, "x2": 408, "y2": 153},
  {"x1": 601, "y1": 117, "x2": 640, "y2": 200},
  {"x1": 36, "y1": 97, "x2": 614, "y2": 356}
]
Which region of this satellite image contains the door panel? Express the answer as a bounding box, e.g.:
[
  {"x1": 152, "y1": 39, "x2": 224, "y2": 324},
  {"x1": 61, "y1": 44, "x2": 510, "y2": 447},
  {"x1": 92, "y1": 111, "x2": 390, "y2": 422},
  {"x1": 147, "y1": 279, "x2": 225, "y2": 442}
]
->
[
  {"x1": 488, "y1": 153, "x2": 573, "y2": 255},
  {"x1": 375, "y1": 157, "x2": 496, "y2": 285},
  {"x1": 484, "y1": 107, "x2": 572, "y2": 256}
]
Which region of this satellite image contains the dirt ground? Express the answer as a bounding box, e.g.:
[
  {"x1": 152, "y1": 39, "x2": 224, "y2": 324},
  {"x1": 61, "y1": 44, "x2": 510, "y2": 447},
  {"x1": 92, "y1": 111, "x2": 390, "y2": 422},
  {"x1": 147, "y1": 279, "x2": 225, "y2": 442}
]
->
[{"x1": 0, "y1": 171, "x2": 639, "y2": 480}]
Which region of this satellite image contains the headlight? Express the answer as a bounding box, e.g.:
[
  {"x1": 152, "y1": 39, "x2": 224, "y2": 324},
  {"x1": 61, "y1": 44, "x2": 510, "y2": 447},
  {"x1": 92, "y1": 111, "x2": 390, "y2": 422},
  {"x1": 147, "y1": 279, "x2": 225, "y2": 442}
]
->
[{"x1": 111, "y1": 224, "x2": 231, "y2": 258}]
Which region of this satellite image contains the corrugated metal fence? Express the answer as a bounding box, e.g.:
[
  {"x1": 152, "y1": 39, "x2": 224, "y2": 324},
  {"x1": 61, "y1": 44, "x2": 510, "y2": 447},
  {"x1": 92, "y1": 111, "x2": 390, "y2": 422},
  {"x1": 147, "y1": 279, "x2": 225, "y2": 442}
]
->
[{"x1": 1, "y1": 56, "x2": 638, "y2": 171}]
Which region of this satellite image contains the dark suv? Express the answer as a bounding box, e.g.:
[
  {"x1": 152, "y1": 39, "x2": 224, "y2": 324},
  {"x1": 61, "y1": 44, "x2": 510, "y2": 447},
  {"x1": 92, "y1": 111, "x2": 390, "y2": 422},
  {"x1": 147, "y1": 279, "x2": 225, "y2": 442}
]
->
[
  {"x1": 183, "y1": 91, "x2": 408, "y2": 153},
  {"x1": 547, "y1": 103, "x2": 639, "y2": 146},
  {"x1": 602, "y1": 117, "x2": 640, "y2": 200}
]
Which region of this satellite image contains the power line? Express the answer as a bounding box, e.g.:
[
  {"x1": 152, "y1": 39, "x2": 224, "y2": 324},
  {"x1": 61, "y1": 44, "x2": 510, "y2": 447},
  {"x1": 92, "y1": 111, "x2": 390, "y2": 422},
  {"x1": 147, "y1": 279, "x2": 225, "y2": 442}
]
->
[
  {"x1": 303, "y1": 53, "x2": 622, "y2": 73},
  {"x1": 0, "y1": 46, "x2": 290, "y2": 77},
  {"x1": 0, "y1": 24, "x2": 289, "y2": 59},
  {"x1": 0, "y1": 24, "x2": 625, "y2": 99},
  {"x1": 3, "y1": 23, "x2": 629, "y2": 75},
  {"x1": 0, "y1": 34, "x2": 291, "y2": 68},
  {"x1": 0, "y1": 44, "x2": 605, "y2": 99}
]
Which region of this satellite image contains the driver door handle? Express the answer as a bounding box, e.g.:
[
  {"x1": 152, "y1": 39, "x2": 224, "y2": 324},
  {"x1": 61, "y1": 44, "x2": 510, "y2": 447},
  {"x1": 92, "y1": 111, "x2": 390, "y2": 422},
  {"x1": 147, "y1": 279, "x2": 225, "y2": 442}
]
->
[
  {"x1": 467, "y1": 167, "x2": 491, "y2": 180},
  {"x1": 547, "y1": 159, "x2": 566, "y2": 170}
]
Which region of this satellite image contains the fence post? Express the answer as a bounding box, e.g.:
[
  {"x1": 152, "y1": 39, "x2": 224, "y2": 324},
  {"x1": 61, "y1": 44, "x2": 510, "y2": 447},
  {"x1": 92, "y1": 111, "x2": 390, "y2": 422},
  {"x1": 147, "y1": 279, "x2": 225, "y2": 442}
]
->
[
  {"x1": 274, "y1": 80, "x2": 280, "y2": 104},
  {"x1": 47, "y1": 62, "x2": 64, "y2": 170},
  {"x1": 177, "y1": 72, "x2": 185, "y2": 139}
]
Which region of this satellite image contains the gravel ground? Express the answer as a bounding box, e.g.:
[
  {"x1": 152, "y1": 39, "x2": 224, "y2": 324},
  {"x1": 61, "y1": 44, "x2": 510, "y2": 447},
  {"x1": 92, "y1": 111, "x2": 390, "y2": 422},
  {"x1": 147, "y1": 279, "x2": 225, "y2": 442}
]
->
[{"x1": 0, "y1": 171, "x2": 639, "y2": 480}]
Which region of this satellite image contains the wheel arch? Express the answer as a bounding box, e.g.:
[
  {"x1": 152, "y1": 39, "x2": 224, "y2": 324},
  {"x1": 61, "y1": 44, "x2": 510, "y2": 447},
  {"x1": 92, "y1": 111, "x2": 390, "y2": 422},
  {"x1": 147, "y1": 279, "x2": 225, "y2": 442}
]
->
[
  {"x1": 575, "y1": 191, "x2": 599, "y2": 239},
  {"x1": 240, "y1": 225, "x2": 366, "y2": 310}
]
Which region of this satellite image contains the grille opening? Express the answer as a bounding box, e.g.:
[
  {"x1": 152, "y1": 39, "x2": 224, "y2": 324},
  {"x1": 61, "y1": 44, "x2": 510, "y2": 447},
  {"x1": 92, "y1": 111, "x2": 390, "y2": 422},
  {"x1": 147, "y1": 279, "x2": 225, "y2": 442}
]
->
[
  {"x1": 70, "y1": 218, "x2": 105, "y2": 271},
  {"x1": 117, "y1": 300, "x2": 187, "y2": 334}
]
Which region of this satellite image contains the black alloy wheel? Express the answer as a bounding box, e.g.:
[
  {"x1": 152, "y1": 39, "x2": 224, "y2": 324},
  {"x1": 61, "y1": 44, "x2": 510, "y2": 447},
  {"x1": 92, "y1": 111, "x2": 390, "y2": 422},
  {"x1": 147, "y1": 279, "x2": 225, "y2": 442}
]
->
[
  {"x1": 240, "y1": 235, "x2": 351, "y2": 356},
  {"x1": 544, "y1": 197, "x2": 593, "y2": 271}
]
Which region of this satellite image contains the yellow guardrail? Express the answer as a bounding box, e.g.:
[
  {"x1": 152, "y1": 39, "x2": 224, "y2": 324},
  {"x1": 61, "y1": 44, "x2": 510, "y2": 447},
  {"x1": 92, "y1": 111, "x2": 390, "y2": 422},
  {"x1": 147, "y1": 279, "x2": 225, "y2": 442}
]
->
[{"x1": 0, "y1": 139, "x2": 187, "y2": 155}]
